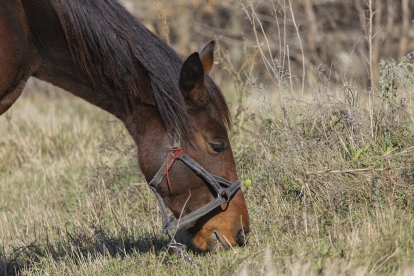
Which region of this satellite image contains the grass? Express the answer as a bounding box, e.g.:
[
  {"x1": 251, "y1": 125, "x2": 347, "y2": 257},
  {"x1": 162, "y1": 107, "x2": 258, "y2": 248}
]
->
[
  {"x1": 1, "y1": 3, "x2": 414, "y2": 274},
  {"x1": 1, "y1": 70, "x2": 414, "y2": 275}
]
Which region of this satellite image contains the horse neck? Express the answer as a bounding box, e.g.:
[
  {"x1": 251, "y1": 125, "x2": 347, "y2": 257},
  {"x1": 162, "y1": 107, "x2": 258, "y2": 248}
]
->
[
  {"x1": 21, "y1": 0, "x2": 163, "y2": 143},
  {"x1": 18, "y1": 1, "x2": 112, "y2": 115},
  {"x1": 26, "y1": 18, "x2": 155, "y2": 123}
]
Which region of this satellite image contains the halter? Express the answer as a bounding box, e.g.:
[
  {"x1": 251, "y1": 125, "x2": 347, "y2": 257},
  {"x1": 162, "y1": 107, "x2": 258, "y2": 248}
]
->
[{"x1": 146, "y1": 137, "x2": 242, "y2": 261}]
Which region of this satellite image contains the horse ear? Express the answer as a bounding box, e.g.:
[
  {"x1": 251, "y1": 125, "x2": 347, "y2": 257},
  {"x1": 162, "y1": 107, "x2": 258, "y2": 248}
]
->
[
  {"x1": 200, "y1": 40, "x2": 215, "y2": 74},
  {"x1": 179, "y1": 52, "x2": 207, "y2": 107}
]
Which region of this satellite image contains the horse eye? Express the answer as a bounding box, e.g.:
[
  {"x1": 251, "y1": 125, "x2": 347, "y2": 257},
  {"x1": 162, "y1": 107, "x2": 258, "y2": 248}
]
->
[{"x1": 208, "y1": 142, "x2": 225, "y2": 153}]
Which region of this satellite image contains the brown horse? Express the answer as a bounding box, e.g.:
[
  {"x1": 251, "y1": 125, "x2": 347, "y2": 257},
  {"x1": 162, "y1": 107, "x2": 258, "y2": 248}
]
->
[{"x1": 0, "y1": 0, "x2": 250, "y2": 251}]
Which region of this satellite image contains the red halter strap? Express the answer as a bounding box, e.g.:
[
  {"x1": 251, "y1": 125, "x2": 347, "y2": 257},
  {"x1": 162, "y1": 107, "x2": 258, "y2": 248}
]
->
[{"x1": 163, "y1": 147, "x2": 184, "y2": 190}]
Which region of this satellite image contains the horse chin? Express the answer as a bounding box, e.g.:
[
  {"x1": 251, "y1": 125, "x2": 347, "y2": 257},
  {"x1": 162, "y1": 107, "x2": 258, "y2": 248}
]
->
[
  {"x1": 182, "y1": 228, "x2": 228, "y2": 252},
  {"x1": 174, "y1": 191, "x2": 250, "y2": 251}
]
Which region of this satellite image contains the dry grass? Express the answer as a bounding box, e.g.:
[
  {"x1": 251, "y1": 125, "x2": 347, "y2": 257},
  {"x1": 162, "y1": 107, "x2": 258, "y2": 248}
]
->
[
  {"x1": 2, "y1": 1, "x2": 414, "y2": 275},
  {"x1": 1, "y1": 67, "x2": 414, "y2": 275}
]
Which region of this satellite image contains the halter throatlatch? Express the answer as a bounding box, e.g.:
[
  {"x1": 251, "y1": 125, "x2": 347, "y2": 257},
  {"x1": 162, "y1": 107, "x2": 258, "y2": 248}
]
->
[{"x1": 146, "y1": 137, "x2": 242, "y2": 265}]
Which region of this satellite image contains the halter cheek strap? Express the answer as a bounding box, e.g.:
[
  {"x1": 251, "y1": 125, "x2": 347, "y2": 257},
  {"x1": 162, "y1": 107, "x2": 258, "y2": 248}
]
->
[{"x1": 146, "y1": 138, "x2": 242, "y2": 239}]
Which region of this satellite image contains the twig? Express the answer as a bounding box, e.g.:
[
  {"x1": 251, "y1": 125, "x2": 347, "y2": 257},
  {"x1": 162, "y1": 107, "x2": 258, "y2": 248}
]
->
[
  {"x1": 241, "y1": 1, "x2": 278, "y2": 88},
  {"x1": 288, "y1": 0, "x2": 305, "y2": 96},
  {"x1": 306, "y1": 146, "x2": 414, "y2": 175},
  {"x1": 306, "y1": 167, "x2": 395, "y2": 175},
  {"x1": 370, "y1": 248, "x2": 401, "y2": 274},
  {"x1": 111, "y1": 207, "x2": 127, "y2": 232},
  {"x1": 346, "y1": 86, "x2": 414, "y2": 117}
]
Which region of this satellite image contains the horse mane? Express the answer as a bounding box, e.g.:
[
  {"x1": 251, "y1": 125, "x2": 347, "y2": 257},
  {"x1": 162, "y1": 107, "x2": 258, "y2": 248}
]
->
[{"x1": 49, "y1": 0, "x2": 231, "y2": 141}]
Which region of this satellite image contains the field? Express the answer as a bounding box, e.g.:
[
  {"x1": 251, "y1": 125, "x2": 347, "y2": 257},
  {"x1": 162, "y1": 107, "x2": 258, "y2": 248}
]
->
[{"x1": 2, "y1": 0, "x2": 414, "y2": 275}]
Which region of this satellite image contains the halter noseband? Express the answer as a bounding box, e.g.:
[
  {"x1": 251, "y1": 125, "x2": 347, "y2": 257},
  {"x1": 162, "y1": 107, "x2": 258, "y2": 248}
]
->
[{"x1": 146, "y1": 138, "x2": 242, "y2": 239}]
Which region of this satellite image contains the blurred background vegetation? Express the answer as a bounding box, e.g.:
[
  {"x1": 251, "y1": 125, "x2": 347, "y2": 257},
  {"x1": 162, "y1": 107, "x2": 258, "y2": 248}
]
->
[
  {"x1": 121, "y1": 0, "x2": 414, "y2": 87},
  {"x1": 25, "y1": 0, "x2": 414, "y2": 96}
]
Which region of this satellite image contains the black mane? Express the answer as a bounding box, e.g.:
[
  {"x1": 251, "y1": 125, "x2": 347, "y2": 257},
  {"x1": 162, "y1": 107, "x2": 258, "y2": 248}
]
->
[{"x1": 50, "y1": 0, "x2": 230, "y2": 141}]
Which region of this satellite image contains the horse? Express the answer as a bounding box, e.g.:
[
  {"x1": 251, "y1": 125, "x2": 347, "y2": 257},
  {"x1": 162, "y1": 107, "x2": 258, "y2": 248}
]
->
[{"x1": 0, "y1": 0, "x2": 250, "y2": 251}]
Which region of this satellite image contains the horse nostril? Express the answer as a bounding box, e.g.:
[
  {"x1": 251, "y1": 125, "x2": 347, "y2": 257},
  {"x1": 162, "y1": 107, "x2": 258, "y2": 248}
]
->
[{"x1": 236, "y1": 229, "x2": 249, "y2": 246}]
